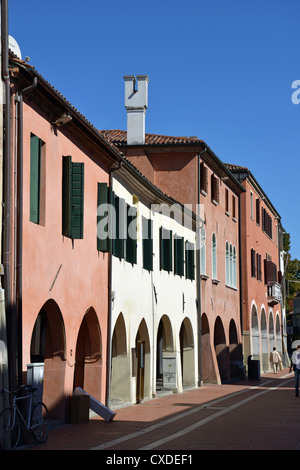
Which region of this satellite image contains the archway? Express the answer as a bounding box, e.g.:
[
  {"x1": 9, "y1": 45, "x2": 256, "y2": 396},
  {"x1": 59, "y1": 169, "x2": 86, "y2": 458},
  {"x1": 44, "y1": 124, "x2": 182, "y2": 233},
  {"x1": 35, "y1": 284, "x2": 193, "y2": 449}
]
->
[
  {"x1": 180, "y1": 317, "x2": 195, "y2": 388},
  {"x1": 135, "y1": 319, "x2": 150, "y2": 403},
  {"x1": 201, "y1": 313, "x2": 215, "y2": 382},
  {"x1": 229, "y1": 319, "x2": 242, "y2": 378},
  {"x1": 269, "y1": 311, "x2": 275, "y2": 354},
  {"x1": 275, "y1": 314, "x2": 282, "y2": 355},
  {"x1": 156, "y1": 315, "x2": 174, "y2": 391},
  {"x1": 261, "y1": 308, "x2": 268, "y2": 371},
  {"x1": 251, "y1": 304, "x2": 260, "y2": 359},
  {"x1": 73, "y1": 308, "x2": 102, "y2": 402},
  {"x1": 30, "y1": 300, "x2": 66, "y2": 421},
  {"x1": 110, "y1": 313, "x2": 130, "y2": 403},
  {"x1": 214, "y1": 316, "x2": 229, "y2": 383}
]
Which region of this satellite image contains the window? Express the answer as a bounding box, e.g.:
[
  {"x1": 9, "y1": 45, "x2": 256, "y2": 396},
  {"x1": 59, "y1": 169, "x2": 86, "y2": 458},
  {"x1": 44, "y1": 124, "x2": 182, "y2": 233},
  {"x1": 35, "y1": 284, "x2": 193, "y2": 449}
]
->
[
  {"x1": 174, "y1": 235, "x2": 184, "y2": 276},
  {"x1": 30, "y1": 134, "x2": 45, "y2": 225},
  {"x1": 200, "y1": 162, "x2": 208, "y2": 194},
  {"x1": 256, "y1": 253, "x2": 262, "y2": 281},
  {"x1": 256, "y1": 198, "x2": 260, "y2": 225},
  {"x1": 264, "y1": 259, "x2": 278, "y2": 284},
  {"x1": 250, "y1": 191, "x2": 253, "y2": 219},
  {"x1": 97, "y1": 182, "x2": 110, "y2": 252},
  {"x1": 226, "y1": 242, "x2": 237, "y2": 288},
  {"x1": 160, "y1": 227, "x2": 172, "y2": 272},
  {"x1": 262, "y1": 207, "x2": 273, "y2": 239},
  {"x1": 185, "y1": 241, "x2": 195, "y2": 280},
  {"x1": 125, "y1": 204, "x2": 137, "y2": 264},
  {"x1": 225, "y1": 189, "x2": 229, "y2": 213},
  {"x1": 251, "y1": 248, "x2": 256, "y2": 278},
  {"x1": 232, "y1": 196, "x2": 236, "y2": 219},
  {"x1": 200, "y1": 225, "x2": 206, "y2": 275},
  {"x1": 211, "y1": 174, "x2": 219, "y2": 204},
  {"x1": 62, "y1": 155, "x2": 84, "y2": 239},
  {"x1": 142, "y1": 217, "x2": 153, "y2": 271},
  {"x1": 212, "y1": 233, "x2": 217, "y2": 279}
]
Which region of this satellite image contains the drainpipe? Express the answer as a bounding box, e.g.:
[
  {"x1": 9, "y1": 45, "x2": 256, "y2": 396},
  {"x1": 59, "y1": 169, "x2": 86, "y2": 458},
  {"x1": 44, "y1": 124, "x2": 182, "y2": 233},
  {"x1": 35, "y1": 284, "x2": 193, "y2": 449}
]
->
[
  {"x1": 106, "y1": 161, "x2": 122, "y2": 407},
  {"x1": 197, "y1": 149, "x2": 207, "y2": 387},
  {"x1": 15, "y1": 77, "x2": 37, "y2": 388},
  {"x1": 1, "y1": 0, "x2": 13, "y2": 392},
  {"x1": 238, "y1": 193, "x2": 244, "y2": 372}
]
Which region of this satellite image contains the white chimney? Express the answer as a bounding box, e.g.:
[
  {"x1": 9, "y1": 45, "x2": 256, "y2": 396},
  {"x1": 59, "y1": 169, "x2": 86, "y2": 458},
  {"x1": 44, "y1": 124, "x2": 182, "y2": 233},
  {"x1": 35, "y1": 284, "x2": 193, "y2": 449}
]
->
[{"x1": 124, "y1": 75, "x2": 149, "y2": 145}]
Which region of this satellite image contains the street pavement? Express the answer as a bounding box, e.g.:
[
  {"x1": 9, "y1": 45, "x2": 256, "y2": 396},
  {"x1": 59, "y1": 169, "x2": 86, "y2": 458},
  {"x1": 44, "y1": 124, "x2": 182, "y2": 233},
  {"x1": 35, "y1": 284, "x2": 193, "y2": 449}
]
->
[{"x1": 18, "y1": 368, "x2": 300, "y2": 453}]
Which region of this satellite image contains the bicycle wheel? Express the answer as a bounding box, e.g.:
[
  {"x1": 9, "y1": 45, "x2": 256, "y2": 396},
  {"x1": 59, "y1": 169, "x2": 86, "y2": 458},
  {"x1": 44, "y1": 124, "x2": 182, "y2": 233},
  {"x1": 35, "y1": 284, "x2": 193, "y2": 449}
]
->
[
  {"x1": 31, "y1": 402, "x2": 50, "y2": 443},
  {"x1": 0, "y1": 407, "x2": 21, "y2": 450}
]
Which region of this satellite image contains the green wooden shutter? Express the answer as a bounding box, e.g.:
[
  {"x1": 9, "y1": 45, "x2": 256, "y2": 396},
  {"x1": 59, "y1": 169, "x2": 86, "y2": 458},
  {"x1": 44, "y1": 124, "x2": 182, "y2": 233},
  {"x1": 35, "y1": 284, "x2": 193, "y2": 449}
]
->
[
  {"x1": 174, "y1": 235, "x2": 184, "y2": 276},
  {"x1": 71, "y1": 162, "x2": 84, "y2": 239},
  {"x1": 113, "y1": 195, "x2": 125, "y2": 259},
  {"x1": 160, "y1": 227, "x2": 172, "y2": 272},
  {"x1": 30, "y1": 135, "x2": 41, "y2": 224},
  {"x1": 62, "y1": 156, "x2": 84, "y2": 239},
  {"x1": 97, "y1": 182, "x2": 109, "y2": 252},
  {"x1": 142, "y1": 218, "x2": 153, "y2": 271},
  {"x1": 126, "y1": 205, "x2": 137, "y2": 264},
  {"x1": 185, "y1": 241, "x2": 195, "y2": 280}
]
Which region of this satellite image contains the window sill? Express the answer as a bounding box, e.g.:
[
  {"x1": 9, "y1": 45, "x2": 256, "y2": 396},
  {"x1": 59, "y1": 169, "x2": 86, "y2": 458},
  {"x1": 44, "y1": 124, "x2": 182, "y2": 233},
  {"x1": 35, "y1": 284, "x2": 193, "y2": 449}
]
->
[
  {"x1": 232, "y1": 217, "x2": 237, "y2": 223},
  {"x1": 225, "y1": 284, "x2": 238, "y2": 291},
  {"x1": 200, "y1": 189, "x2": 207, "y2": 197},
  {"x1": 225, "y1": 211, "x2": 231, "y2": 217},
  {"x1": 212, "y1": 199, "x2": 219, "y2": 206},
  {"x1": 200, "y1": 274, "x2": 209, "y2": 281},
  {"x1": 212, "y1": 279, "x2": 220, "y2": 285}
]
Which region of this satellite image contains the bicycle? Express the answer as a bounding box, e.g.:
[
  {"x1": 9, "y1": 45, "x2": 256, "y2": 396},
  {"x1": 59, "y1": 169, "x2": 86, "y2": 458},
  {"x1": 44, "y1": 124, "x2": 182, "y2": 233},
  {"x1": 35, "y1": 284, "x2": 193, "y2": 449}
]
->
[{"x1": 0, "y1": 384, "x2": 50, "y2": 450}]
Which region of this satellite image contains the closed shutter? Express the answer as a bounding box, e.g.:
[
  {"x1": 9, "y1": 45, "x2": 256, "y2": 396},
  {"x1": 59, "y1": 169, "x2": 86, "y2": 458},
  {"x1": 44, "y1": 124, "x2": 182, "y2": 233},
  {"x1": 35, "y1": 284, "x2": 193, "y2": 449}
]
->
[
  {"x1": 113, "y1": 195, "x2": 125, "y2": 259},
  {"x1": 30, "y1": 135, "x2": 42, "y2": 224},
  {"x1": 256, "y1": 199, "x2": 260, "y2": 225},
  {"x1": 126, "y1": 205, "x2": 137, "y2": 264},
  {"x1": 62, "y1": 156, "x2": 84, "y2": 239},
  {"x1": 251, "y1": 248, "x2": 256, "y2": 277},
  {"x1": 200, "y1": 163, "x2": 208, "y2": 193},
  {"x1": 97, "y1": 182, "x2": 109, "y2": 252},
  {"x1": 185, "y1": 241, "x2": 195, "y2": 280},
  {"x1": 160, "y1": 227, "x2": 172, "y2": 272},
  {"x1": 174, "y1": 235, "x2": 184, "y2": 276},
  {"x1": 142, "y1": 218, "x2": 153, "y2": 271}
]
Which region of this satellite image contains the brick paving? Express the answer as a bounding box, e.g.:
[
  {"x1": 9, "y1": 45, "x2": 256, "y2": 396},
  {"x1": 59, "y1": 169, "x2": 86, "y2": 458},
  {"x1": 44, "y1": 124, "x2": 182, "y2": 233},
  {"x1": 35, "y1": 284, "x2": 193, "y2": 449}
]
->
[{"x1": 20, "y1": 368, "x2": 298, "y2": 451}]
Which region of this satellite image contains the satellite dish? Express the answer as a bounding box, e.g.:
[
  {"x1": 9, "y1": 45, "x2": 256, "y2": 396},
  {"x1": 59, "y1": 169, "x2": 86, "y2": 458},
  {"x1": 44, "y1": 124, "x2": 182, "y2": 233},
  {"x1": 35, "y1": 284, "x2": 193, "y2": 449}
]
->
[{"x1": 9, "y1": 35, "x2": 22, "y2": 60}]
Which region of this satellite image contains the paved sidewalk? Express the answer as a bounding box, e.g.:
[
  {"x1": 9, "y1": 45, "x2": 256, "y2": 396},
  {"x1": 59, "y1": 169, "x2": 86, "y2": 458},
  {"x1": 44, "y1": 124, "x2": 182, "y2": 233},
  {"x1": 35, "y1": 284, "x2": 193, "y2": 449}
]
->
[{"x1": 21, "y1": 368, "x2": 296, "y2": 451}]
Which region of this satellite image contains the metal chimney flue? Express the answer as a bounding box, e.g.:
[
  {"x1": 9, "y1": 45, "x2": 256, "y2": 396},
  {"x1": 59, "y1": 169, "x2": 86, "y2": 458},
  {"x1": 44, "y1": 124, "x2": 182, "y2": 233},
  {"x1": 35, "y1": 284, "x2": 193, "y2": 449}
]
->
[{"x1": 124, "y1": 75, "x2": 149, "y2": 145}]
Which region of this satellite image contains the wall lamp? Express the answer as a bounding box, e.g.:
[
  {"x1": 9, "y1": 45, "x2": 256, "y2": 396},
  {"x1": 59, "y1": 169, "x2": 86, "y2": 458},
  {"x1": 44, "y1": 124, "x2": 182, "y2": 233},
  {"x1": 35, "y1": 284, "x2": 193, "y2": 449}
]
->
[{"x1": 52, "y1": 113, "x2": 72, "y2": 127}]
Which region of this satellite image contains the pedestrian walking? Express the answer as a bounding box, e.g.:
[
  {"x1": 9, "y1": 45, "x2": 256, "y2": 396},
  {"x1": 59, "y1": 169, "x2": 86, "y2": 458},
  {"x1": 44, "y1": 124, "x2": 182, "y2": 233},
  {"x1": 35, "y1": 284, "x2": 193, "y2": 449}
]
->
[
  {"x1": 269, "y1": 347, "x2": 282, "y2": 374},
  {"x1": 289, "y1": 344, "x2": 300, "y2": 396}
]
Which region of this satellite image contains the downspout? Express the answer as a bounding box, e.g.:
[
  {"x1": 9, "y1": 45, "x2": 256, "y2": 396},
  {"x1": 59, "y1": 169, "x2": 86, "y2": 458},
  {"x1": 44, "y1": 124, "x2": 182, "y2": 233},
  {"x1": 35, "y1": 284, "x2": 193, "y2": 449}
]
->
[
  {"x1": 1, "y1": 0, "x2": 13, "y2": 391},
  {"x1": 238, "y1": 193, "x2": 244, "y2": 372},
  {"x1": 197, "y1": 149, "x2": 206, "y2": 387},
  {"x1": 106, "y1": 160, "x2": 122, "y2": 407},
  {"x1": 16, "y1": 77, "x2": 37, "y2": 387}
]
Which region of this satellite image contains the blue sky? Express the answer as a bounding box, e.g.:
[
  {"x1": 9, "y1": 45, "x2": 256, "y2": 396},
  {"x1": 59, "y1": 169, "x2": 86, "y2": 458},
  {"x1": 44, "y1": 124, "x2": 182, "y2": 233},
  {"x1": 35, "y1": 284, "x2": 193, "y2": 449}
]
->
[{"x1": 9, "y1": 0, "x2": 300, "y2": 259}]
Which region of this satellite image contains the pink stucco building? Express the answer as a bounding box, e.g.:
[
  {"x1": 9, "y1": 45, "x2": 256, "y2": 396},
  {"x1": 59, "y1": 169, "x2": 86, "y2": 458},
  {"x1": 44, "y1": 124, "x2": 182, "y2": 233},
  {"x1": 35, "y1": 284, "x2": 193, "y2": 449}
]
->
[{"x1": 8, "y1": 54, "x2": 122, "y2": 422}]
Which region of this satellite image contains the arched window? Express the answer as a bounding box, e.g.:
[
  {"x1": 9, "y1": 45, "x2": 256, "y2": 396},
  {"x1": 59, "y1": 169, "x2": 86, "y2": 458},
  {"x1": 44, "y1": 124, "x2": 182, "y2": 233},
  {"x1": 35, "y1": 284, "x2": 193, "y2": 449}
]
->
[
  {"x1": 233, "y1": 245, "x2": 237, "y2": 288},
  {"x1": 200, "y1": 225, "x2": 206, "y2": 275},
  {"x1": 212, "y1": 233, "x2": 217, "y2": 279},
  {"x1": 225, "y1": 241, "x2": 229, "y2": 285}
]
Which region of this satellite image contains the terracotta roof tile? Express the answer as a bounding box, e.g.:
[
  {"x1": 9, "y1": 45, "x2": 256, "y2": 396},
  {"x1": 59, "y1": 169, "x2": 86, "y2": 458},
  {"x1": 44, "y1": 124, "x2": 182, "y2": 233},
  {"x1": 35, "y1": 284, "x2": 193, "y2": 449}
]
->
[{"x1": 99, "y1": 130, "x2": 204, "y2": 148}]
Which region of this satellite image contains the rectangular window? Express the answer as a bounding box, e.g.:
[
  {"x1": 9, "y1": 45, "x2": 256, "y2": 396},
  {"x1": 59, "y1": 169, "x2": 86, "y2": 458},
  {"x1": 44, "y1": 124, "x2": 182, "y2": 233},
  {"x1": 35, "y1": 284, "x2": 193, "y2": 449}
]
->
[
  {"x1": 250, "y1": 191, "x2": 253, "y2": 219},
  {"x1": 251, "y1": 248, "x2": 256, "y2": 278},
  {"x1": 211, "y1": 174, "x2": 219, "y2": 204},
  {"x1": 200, "y1": 162, "x2": 208, "y2": 194},
  {"x1": 264, "y1": 259, "x2": 278, "y2": 284},
  {"x1": 256, "y1": 198, "x2": 260, "y2": 225},
  {"x1": 160, "y1": 227, "x2": 172, "y2": 272},
  {"x1": 185, "y1": 241, "x2": 195, "y2": 280},
  {"x1": 174, "y1": 235, "x2": 184, "y2": 277},
  {"x1": 97, "y1": 182, "x2": 110, "y2": 252},
  {"x1": 30, "y1": 134, "x2": 45, "y2": 224},
  {"x1": 112, "y1": 195, "x2": 125, "y2": 259},
  {"x1": 142, "y1": 217, "x2": 153, "y2": 271},
  {"x1": 126, "y1": 204, "x2": 137, "y2": 265},
  {"x1": 225, "y1": 189, "x2": 229, "y2": 213},
  {"x1": 256, "y1": 253, "x2": 262, "y2": 281},
  {"x1": 232, "y1": 195, "x2": 236, "y2": 219},
  {"x1": 62, "y1": 155, "x2": 84, "y2": 239}
]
